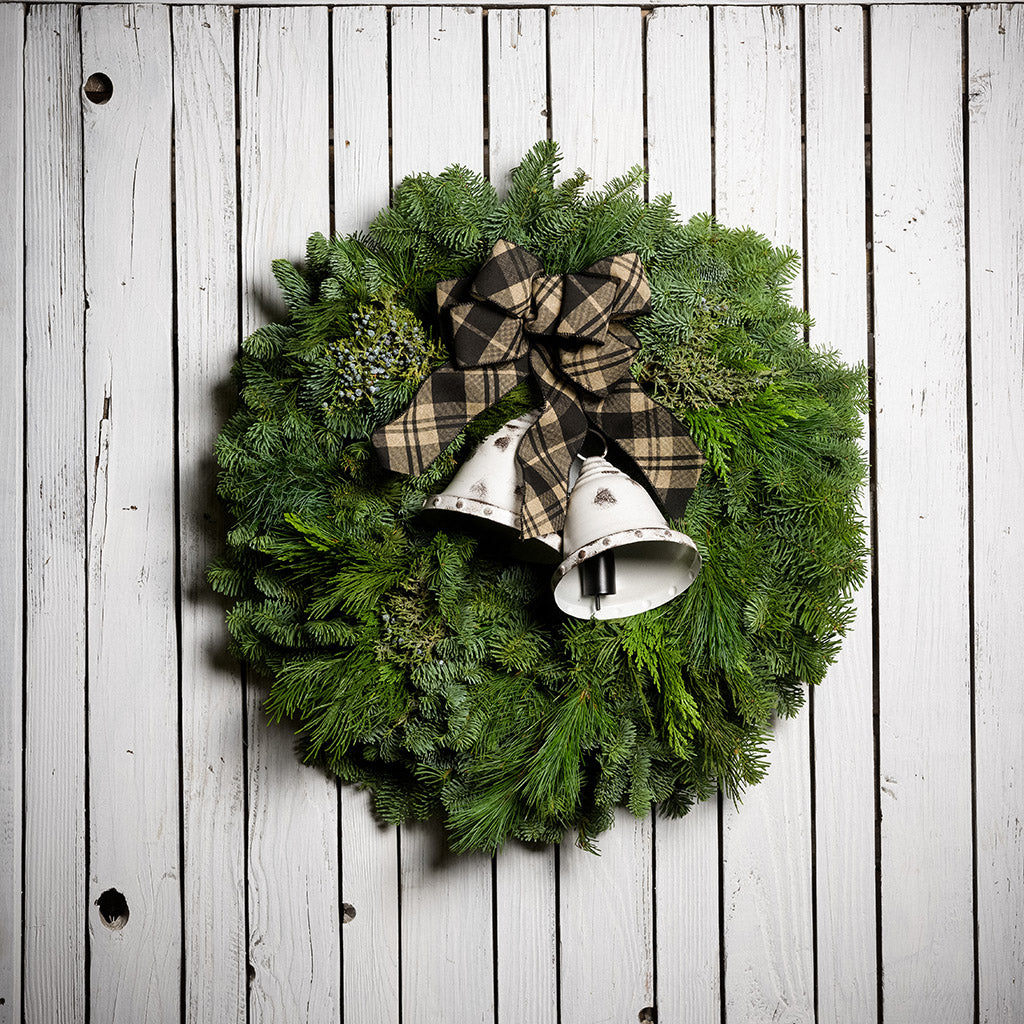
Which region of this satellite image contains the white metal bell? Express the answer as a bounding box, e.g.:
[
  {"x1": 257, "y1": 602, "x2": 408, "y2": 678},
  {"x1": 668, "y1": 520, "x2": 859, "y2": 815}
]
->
[
  {"x1": 423, "y1": 412, "x2": 537, "y2": 528},
  {"x1": 422, "y1": 412, "x2": 561, "y2": 561},
  {"x1": 551, "y1": 455, "x2": 702, "y2": 620}
]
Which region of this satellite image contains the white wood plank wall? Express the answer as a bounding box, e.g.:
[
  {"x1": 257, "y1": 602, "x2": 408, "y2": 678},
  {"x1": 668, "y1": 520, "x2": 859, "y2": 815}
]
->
[{"x1": 4, "y1": 5, "x2": 1023, "y2": 1024}]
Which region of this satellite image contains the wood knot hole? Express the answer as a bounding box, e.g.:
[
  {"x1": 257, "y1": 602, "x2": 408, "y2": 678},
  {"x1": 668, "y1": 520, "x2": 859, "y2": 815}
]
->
[
  {"x1": 342, "y1": 902, "x2": 357, "y2": 924},
  {"x1": 638, "y1": 1008, "x2": 656, "y2": 1023},
  {"x1": 84, "y1": 73, "x2": 113, "y2": 104},
  {"x1": 95, "y1": 888, "x2": 129, "y2": 929}
]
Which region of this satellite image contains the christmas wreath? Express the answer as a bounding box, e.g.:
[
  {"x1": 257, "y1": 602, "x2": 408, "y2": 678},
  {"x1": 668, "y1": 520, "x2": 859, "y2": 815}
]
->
[{"x1": 210, "y1": 142, "x2": 868, "y2": 853}]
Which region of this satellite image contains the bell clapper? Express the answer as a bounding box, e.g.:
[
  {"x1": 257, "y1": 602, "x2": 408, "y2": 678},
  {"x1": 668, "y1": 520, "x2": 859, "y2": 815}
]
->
[{"x1": 580, "y1": 548, "x2": 617, "y2": 612}]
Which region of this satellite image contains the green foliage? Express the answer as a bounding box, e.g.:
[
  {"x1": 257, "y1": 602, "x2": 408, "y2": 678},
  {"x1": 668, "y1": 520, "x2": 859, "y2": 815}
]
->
[{"x1": 211, "y1": 142, "x2": 869, "y2": 854}]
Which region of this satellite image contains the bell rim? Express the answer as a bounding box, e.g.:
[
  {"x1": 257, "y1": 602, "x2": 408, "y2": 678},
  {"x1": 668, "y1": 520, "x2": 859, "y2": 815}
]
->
[
  {"x1": 551, "y1": 526, "x2": 702, "y2": 585},
  {"x1": 421, "y1": 492, "x2": 521, "y2": 531}
]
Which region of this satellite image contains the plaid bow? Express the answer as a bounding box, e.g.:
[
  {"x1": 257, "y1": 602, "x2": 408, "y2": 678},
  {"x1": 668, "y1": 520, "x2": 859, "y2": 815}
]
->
[{"x1": 372, "y1": 239, "x2": 704, "y2": 541}]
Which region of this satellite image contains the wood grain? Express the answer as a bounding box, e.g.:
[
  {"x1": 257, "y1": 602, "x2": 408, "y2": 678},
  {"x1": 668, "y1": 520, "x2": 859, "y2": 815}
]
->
[
  {"x1": 400, "y1": 825, "x2": 495, "y2": 1024},
  {"x1": 390, "y1": 13, "x2": 494, "y2": 1023},
  {"x1": 548, "y1": 6, "x2": 643, "y2": 187},
  {"x1": 340, "y1": 789, "x2": 400, "y2": 1023},
  {"x1": 486, "y1": 11, "x2": 558, "y2": 1021},
  {"x1": 22, "y1": 11, "x2": 88, "y2": 1023},
  {"x1": 390, "y1": 6, "x2": 483, "y2": 182},
  {"x1": 60, "y1": 0, "x2": 941, "y2": 7},
  {"x1": 331, "y1": 9, "x2": 402, "y2": 1022},
  {"x1": 12, "y1": 3, "x2": 1024, "y2": 1020},
  {"x1": 645, "y1": 5, "x2": 713, "y2": 215},
  {"x1": 653, "y1": 802, "x2": 720, "y2": 1024},
  {"x1": 486, "y1": 7, "x2": 549, "y2": 189},
  {"x1": 494, "y1": 846, "x2": 557, "y2": 1024},
  {"x1": 238, "y1": 9, "x2": 341, "y2": 1022},
  {"x1": 80, "y1": 6, "x2": 180, "y2": 1020},
  {"x1": 714, "y1": 8, "x2": 814, "y2": 1023},
  {"x1": 549, "y1": 10, "x2": 654, "y2": 1024},
  {"x1": 0, "y1": 6, "x2": 24, "y2": 1023},
  {"x1": 560, "y1": 819, "x2": 654, "y2": 1024},
  {"x1": 332, "y1": 5, "x2": 390, "y2": 232},
  {"x1": 645, "y1": 11, "x2": 720, "y2": 1024},
  {"x1": 968, "y1": 5, "x2": 1024, "y2": 1021},
  {"x1": 714, "y1": 5, "x2": 805, "y2": 304},
  {"x1": 803, "y1": 7, "x2": 878, "y2": 1022},
  {"x1": 871, "y1": 6, "x2": 973, "y2": 1021},
  {"x1": 66, "y1": 0, "x2": 911, "y2": 6},
  {"x1": 172, "y1": 8, "x2": 247, "y2": 1022}
]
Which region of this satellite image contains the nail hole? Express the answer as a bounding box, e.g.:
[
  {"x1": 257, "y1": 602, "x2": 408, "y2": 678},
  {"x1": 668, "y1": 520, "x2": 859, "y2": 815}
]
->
[
  {"x1": 84, "y1": 72, "x2": 113, "y2": 104},
  {"x1": 638, "y1": 1008, "x2": 656, "y2": 1023},
  {"x1": 95, "y1": 888, "x2": 129, "y2": 929},
  {"x1": 342, "y1": 902, "x2": 356, "y2": 924}
]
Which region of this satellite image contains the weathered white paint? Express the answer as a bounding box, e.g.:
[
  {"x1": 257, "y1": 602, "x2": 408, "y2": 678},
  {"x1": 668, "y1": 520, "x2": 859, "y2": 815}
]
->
[
  {"x1": 872, "y1": 6, "x2": 974, "y2": 1022},
  {"x1": 646, "y1": 5, "x2": 713, "y2": 213},
  {"x1": 80, "y1": 6, "x2": 181, "y2": 1021},
  {"x1": 654, "y1": 802, "x2": 721, "y2": 1023},
  {"x1": 803, "y1": 7, "x2": 878, "y2": 1023},
  {"x1": 487, "y1": 7, "x2": 549, "y2": 188},
  {"x1": 645, "y1": 11, "x2": 721, "y2": 1023},
  {"x1": 549, "y1": 10, "x2": 655, "y2": 1024},
  {"x1": 494, "y1": 845, "x2": 557, "y2": 1024},
  {"x1": 715, "y1": 7, "x2": 815, "y2": 1023},
  {"x1": 390, "y1": 14, "x2": 495, "y2": 1023},
  {"x1": 400, "y1": 825, "x2": 495, "y2": 1024},
  {"x1": 486, "y1": 12, "x2": 559, "y2": 1022},
  {"x1": 238, "y1": 9, "x2": 342, "y2": 1021},
  {"x1": 0, "y1": 7, "x2": 24, "y2": 1023},
  {"x1": 332, "y1": 5, "x2": 391, "y2": 230},
  {"x1": 63, "y1": 0, "x2": 959, "y2": 6},
  {"x1": 12, "y1": 4, "x2": 1024, "y2": 1022},
  {"x1": 330, "y1": 9, "x2": 403, "y2": 1022},
  {"x1": 340, "y1": 789, "x2": 401, "y2": 1022},
  {"x1": 714, "y1": 5, "x2": 805, "y2": 308},
  {"x1": 549, "y1": 6, "x2": 644, "y2": 187},
  {"x1": 968, "y1": 5, "x2": 1024, "y2": 1021},
  {"x1": 172, "y1": 7, "x2": 247, "y2": 1022},
  {"x1": 391, "y1": 6, "x2": 484, "y2": 182},
  {"x1": 560, "y1": 819, "x2": 654, "y2": 1023},
  {"x1": 22, "y1": 10, "x2": 88, "y2": 1023}
]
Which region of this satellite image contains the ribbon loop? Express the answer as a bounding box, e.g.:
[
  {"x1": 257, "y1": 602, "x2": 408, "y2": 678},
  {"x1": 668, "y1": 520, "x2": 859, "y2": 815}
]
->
[
  {"x1": 469, "y1": 238, "x2": 543, "y2": 317},
  {"x1": 373, "y1": 240, "x2": 703, "y2": 540},
  {"x1": 448, "y1": 300, "x2": 525, "y2": 368},
  {"x1": 559, "y1": 323, "x2": 637, "y2": 396},
  {"x1": 555, "y1": 274, "x2": 617, "y2": 344}
]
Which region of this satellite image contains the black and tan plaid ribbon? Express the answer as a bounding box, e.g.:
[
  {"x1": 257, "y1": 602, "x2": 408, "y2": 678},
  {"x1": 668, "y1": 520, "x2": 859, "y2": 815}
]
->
[{"x1": 372, "y1": 239, "x2": 704, "y2": 540}]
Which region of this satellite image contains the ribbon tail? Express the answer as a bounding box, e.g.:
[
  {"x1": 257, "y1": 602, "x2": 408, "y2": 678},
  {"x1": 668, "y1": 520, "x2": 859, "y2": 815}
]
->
[
  {"x1": 516, "y1": 348, "x2": 589, "y2": 541},
  {"x1": 372, "y1": 362, "x2": 525, "y2": 476},
  {"x1": 586, "y1": 382, "x2": 705, "y2": 522}
]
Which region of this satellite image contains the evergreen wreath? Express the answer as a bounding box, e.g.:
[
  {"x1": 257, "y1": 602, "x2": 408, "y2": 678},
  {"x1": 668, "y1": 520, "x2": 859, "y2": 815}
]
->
[{"x1": 210, "y1": 142, "x2": 868, "y2": 854}]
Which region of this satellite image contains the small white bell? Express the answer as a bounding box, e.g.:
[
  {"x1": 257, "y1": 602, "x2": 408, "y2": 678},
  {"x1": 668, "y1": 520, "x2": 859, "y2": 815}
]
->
[
  {"x1": 422, "y1": 412, "x2": 561, "y2": 561},
  {"x1": 552, "y1": 455, "x2": 702, "y2": 620}
]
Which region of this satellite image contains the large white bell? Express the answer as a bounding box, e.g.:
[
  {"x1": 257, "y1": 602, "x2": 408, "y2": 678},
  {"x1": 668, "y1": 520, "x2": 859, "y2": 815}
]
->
[
  {"x1": 552, "y1": 455, "x2": 702, "y2": 620},
  {"x1": 422, "y1": 412, "x2": 561, "y2": 561}
]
